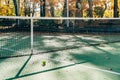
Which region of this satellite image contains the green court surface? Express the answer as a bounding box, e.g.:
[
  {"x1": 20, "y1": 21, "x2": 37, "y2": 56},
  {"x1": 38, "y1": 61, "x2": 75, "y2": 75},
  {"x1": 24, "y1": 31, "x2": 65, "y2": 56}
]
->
[{"x1": 0, "y1": 33, "x2": 120, "y2": 80}]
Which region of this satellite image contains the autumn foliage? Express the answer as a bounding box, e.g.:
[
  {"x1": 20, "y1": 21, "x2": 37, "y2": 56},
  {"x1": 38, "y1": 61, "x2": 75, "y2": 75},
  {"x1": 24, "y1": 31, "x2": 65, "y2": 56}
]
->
[{"x1": 0, "y1": 0, "x2": 120, "y2": 17}]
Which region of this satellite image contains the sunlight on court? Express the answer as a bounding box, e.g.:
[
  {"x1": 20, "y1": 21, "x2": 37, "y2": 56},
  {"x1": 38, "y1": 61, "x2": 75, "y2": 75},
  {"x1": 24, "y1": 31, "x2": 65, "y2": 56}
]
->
[{"x1": 0, "y1": 34, "x2": 120, "y2": 80}]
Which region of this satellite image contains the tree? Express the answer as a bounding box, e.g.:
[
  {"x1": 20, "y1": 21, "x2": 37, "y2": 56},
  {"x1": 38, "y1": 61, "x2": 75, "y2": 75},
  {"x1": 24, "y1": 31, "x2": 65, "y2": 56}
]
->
[
  {"x1": 49, "y1": 0, "x2": 55, "y2": 17},
  {"x1": 62, "y1": 0, "x2": 67, "y2": 17},
  {"x1": 75, "y1": 0, "x2": 84, "y2": 28},
  {"x1": 87, "y1": 0, "x2": 93, "y2": 17},
  {"x1": 94, "y1": 3, "x2": 107, "y2": 17},
  {"x1": 13, "y1": 0, "x2": 20, "y2": 27},
  {"x1": 40, "y1": 0, "x2": 46, "y2": 17},
  {"x1": 24, "y1": 0, "x2": 31, "y2": 16},
  {"x1": 114, "y1": 0, "x2": 119, "y2": 17},
  {"x1": 76, "y1": 0, "x2": 83, "y2": 17},
  {"x1": 13, "y1": 0, "x2": 19, "y2": 16},
  {"x1": 62, "y1": 0, "x2": 68, "y2": 27}
]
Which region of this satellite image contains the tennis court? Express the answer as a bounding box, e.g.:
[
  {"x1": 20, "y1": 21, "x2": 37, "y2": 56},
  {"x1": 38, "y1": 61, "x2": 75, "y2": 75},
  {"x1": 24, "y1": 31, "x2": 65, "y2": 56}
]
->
[
  {"x1": 0, "y1": 32, "x2": 120, "y2": 80},
  {"x1": 1, "y1": 0, "x2": 120, "y2": 78}
]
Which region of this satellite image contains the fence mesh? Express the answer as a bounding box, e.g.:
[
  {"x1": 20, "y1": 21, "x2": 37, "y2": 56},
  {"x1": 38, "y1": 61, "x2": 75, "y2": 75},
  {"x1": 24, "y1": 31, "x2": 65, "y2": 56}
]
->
[
  {"x1": 0, "y1": 17, "x2": 120, "y2": 58},
  {"x1": 0, "y1": 18, "x2": 31, "y2": 58}
]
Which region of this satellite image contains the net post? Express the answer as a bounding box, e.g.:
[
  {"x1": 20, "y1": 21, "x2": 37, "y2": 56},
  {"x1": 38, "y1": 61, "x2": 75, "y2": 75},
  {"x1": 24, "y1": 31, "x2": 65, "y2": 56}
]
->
[
  {"x1": 67, "y1": 0, "x2": 69, "y2": 27},
  {"x1": 31, "y1": 18, "x2": 33, "y2": 54}
]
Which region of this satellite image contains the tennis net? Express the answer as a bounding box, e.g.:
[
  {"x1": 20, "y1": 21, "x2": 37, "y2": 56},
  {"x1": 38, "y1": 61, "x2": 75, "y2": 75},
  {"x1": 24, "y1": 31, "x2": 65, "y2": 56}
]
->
[{"x1": 0, "y1": 16, "x2": 120, "y2": 59}]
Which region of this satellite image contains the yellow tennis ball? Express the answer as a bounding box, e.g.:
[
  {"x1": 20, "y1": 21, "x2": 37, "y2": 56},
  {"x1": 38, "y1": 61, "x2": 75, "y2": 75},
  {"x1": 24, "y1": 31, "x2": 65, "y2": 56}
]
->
[{"x1": 42, "y1": 61, "x2": 46, "y2": 66}]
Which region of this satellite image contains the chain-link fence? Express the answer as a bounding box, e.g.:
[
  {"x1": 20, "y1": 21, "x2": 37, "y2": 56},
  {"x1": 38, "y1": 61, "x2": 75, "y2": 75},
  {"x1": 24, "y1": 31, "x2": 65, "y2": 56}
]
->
[{"x1": 0, "y1": 16, "x2": 120, "y2": 58}]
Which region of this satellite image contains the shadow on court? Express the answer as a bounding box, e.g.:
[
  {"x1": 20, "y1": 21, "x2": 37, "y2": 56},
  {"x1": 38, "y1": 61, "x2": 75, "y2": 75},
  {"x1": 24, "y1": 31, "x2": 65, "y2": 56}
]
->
[
  {"x1": 0, "y1": 34, "x2": 120, "y2": 80},
  {"x1": 0, "y1": 32, "x2": 30, "y2": 59},
  {"x1": 6, "y1": 60, "x2": 86, "y2": 80}
]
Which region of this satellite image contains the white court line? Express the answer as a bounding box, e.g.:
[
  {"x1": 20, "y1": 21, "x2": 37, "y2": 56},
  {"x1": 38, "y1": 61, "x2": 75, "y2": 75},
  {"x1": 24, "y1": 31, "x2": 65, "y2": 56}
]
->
[
  {"x1": 64, "y1": 61, "x2": 120, "y2": 76},
  {"x1": 79, "y1": 64, "x2": 120, "y2": 76},
  {"x1": 1, "y1": 47, "x2": 120, "y2": 76},
  {"x1": 35, "y1": 56, "x2": 120, "y2": 76}
]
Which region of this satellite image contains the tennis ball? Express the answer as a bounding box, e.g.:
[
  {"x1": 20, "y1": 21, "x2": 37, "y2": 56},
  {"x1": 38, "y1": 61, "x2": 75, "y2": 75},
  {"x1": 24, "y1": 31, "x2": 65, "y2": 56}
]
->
[{"x1": 42, "y1": 61, "x2": 46, "y2": 66}]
